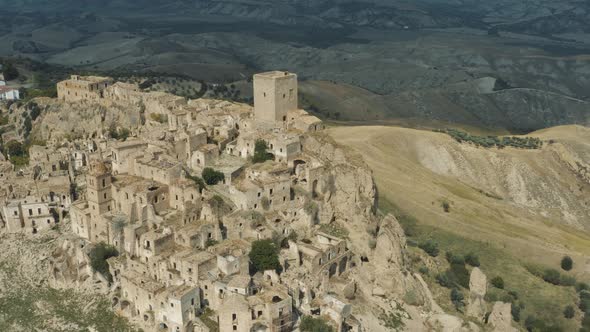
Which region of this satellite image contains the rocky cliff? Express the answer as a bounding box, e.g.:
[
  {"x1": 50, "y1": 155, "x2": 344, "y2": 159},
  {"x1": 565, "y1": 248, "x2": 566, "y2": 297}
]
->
[{"x1": 302, "y1": 132, "x2": 480, "y2": 330}]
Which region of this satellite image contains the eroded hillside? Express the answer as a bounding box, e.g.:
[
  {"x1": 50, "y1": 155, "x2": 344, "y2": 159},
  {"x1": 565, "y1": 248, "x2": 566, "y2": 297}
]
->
[{"x1": 329, "y1": 125, "x2": 590, "y2": 270}]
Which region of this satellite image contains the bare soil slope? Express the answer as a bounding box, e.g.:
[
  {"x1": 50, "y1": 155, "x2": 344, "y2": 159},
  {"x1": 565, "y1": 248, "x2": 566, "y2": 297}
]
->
[{"x1": 329, "y1": 125, "x2": 590, "y2": 274}]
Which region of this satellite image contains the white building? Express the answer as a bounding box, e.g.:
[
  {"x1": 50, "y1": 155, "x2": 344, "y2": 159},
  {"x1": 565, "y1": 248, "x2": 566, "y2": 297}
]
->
[{"x1": 0, "y1": 86, "x2": 20, "y2": 100}]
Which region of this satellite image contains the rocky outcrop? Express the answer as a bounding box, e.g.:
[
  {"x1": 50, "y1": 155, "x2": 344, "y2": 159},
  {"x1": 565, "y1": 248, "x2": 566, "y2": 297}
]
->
[
  {"x1": 467, "y1": 267, "x2": 487, "y2": 320},
  {"x1": 301, "y1": 132, "x2": 440, "y2": 322},
  {"x1": 427, "y1": 314, "x2": 480, "y2": 332},
  {"x1": 8, "y1": 97, "x2": 143, "y2": 144},
  {"x1": 49, "y1": 237, "x2": 108, "y2": 292},
  {"x1": 304, "y1": 133, "x2": 377, "y2": 223},
  {"x1": 488, "y1": 302, "x2": 518, "y2": 332}
]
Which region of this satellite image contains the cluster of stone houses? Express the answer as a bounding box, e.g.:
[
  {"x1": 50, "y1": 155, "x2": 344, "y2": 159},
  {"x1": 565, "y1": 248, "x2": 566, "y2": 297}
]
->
[
  {"x1": 0, "y1": 72, "x2": 20, "y2": 100},
  {"x1": 1, "y1": 71, "x2": 361, "y2": 332}
]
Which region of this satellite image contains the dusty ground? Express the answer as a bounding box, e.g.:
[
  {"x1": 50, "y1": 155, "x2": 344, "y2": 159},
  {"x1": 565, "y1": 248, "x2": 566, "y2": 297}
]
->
[{"x1": 0, "y1": 228, "x2": 136, "y2": 332}]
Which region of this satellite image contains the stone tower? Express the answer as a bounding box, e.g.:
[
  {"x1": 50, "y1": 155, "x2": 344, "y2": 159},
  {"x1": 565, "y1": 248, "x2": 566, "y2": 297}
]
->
[
  {"x1": 253, "y1": 71, "x2": 298, "y2": 124},
  {"x1": 86, "y1": 159, "x2": 113, "y2": 242}
]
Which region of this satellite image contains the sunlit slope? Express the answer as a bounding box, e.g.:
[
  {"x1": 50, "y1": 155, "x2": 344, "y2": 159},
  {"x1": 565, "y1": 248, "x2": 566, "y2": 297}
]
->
[{"x1": 329, "y1": 125, "x2": 590, "y2": 274}]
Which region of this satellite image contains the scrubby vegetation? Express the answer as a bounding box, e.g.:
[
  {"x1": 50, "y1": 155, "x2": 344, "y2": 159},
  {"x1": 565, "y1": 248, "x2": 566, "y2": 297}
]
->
[
  {"x1": 319, "y1": 223, "x2": 349, "y2": 239},
  {"x1": 108, "y1": 125, "x2": 131, "y2": 141},
  {"x1": 381, "y1": 199, "x2": 581, "y2": 331},
  {"x1": 561, "y1": 256, "x2": 573, "y2": 271},
  {"x1": 149, "y1": 113, "x2": 168, "y2": 124},
  {"x1": 20, "y1": 86, "x2": 57, "y2": 101},
  {"x1": 464, "y1": 252, "x2": 480, "y2": 267},
  {"x1": 3, "y1": 139, "x2": 29, "y2": 166},
  {"x1": 435, "y1": 129, "x2": 542, "y2": 149},
  {"x1": 435, "y1": 259, "x2": 470, "y2": 289},
  {"x1": 491, "y1": 276, "x2": 505, "y2": 289},
  {"x1": 89, "y1": 242, "x2": 119, "y2": 282},
  {"x1": 186, "y1": 173, "x2": 206, "y2": 192},
  {"x1": 418, "y1": 239, "x2": 439, "y2": 257},
  {"x1": 2, "y1": 61, "x2": 19, "y2": 81},
  {"x1": 563, "y1": 305, "x2": 575, "y2": 319},
  {"x1": 300, "y1": 316, "x2": 334, "y2": 332},
  {"x1": 202, "y1": 167, "x2": 225, "y2": 185},
  {"x1": 441, "y1": 200, "x2": 451, "y2": 213},
  {"x1": 199, "y1": 307, "x2": 220, "y2": 332},
  {"x1": 249, "y1": 239, "x2": 281, "y2": 274},
  {"x1": 526, "y1": 264, "x2": 578, "y2": 287},
  {"x1": 251, "y1": 139, "x2": 274, "y2": 163},
  {"x1": 205, "y1": 239, "x2": 219, "y2": 248},
  {"x1": 450, "y1": 288, "x2": 465, "y2": 311}
]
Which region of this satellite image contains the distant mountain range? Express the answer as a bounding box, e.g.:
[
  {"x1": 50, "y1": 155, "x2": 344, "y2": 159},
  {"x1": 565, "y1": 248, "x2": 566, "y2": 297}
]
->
[
  {"x1": 2, "y1": 0, "x2": 590, "y2": 36},
  {"x1": 1, "y1": 0, "x2": 590, "y2": 132}
]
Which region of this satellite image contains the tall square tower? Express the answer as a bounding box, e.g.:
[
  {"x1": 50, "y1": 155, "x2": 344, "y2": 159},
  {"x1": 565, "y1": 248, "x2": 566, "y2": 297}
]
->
[
  {"x1": 87, "y1": 160, "x2": 113, "y2": 218},
  {"x1": 253, "y1": 71, "x2": 298, "y2": 124}
]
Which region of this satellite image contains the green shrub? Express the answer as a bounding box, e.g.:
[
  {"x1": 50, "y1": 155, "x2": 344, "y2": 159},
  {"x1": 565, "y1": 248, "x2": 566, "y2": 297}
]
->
[
  {"x1": 579, "y1": 291, "x2": 590, "y2": 313},
  {"x1": 491, "y1": 276, "x2": 505, "y2": 289},
  {"x1": 524, "y1": 316, "x2": 563, "y2": 332},
  {"x1": 300, "y1": 316, "x2": 333, "y2": 332},
  {"x1": 149, "y1": 113, "x2": 167, "y2": 123},
  {"x1": 543, "y1": 269, "x2": 561, "y2": 285},
  {"x1": 445, "y1": 252, "x2": 464, "y2": 264},
  {"x1": 252, "y1": 139, "x2": 274, "y2": 163},
  {"x1": 577, "y1": 283, "x2": 590, "y2": 293},
  {"x1": 186, "y1": 173, "x2": 206, "y2": 192},
  {"x1": 511, "y1": 304, "x2": 521, "y2": 322},
  {"x1": 202, "y1": 167, "x2": 225, "y2": 185},
  {"x1": 4, "y1": 139, "x2": 24, "y2": 157},
  {"x1": 249, "y1": 239, "x2": 281, "y2": 274},
  {"x1": 23, "y1": 87, "x2": 57, "y2": 100},
  {"x1": 441, "y1": 200, "x2": 451, "y2": 213},
  {"x1": 464, "y1": 252, "x2": 480, "y2": 267},
  {"x1": 561, "y1": 275, "x2": 576, "y2": 287},
  {"x1": 564, "y1": 305, "x2": 575, "y2": 319},
  {"x1": 508, "y1": 290, "x2": 519, "y2": 300},
  {"x1": 450, "y1": 288, "x2": 465, "y2": 311},
  {"x1": 437, "y1": 128, "x2": 542, "y2": 150},
  {"x1": 436, "y1": 263, "x2": 470, "y2": 289},
  {"x1": 436, "y1": 273, "x2": 452, "y2": 288},
  {"x1": 418, "y1": 239, "x2": 439, "y2": 257},
  {"x1": 9, "y1": 155, "x2": 29, "y2": 166},
  {"x1": 205, "y1": 239, "x2": 218, "y2": 248},
  {"x1": 582, "y1": 314, "x2": 590, "y2": 332},
  {"x1": 418, "y1": 266, "x2": 429, "y2": 275},
  {"x1": 561, "y1": 256, "x2": 573, "y2": 271},
  {"x1": 109, "y1": 127, "x2": 130, "y2": 141},
  {"x1": 89, "y1": 242, "x2": 118, "y2": 282},
  {"x1": 449, "y1": 262, "x2": 470, "y2": 289},
  {"x1": 3, "y1": 62, "x2": 19, "y2": 80}
]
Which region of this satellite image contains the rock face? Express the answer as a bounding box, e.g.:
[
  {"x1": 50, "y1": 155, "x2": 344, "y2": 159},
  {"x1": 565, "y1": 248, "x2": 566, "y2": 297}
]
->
[
  {"x1": 371, "y1": 215, "x2": 414, "y2": 295},
  {"x1": 49, "y1": 237, "x2": 107, "y2": 292},
  {"x1": 488, "y1": 302, "x2": 518, "y2": 332},
  {"x1": 303, "y1": 133, "x2": 431, "y2": 313},
  {"x1": 428, "y1": 314, "x2": 480, "y2": 332},
  {"x1": 8, "y1": 97, "x2": 142, "y2": 143},
  {"x1": 467, "y1": 267, "x2": 487, "y2": 320},
  {"x1": 304, "y1": 133, "x2": 377, "y2": 225}
]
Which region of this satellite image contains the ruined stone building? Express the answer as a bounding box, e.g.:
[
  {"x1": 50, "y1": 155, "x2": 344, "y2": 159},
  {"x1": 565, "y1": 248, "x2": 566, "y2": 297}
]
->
[
  {"x1": 1, "y1": 71, "x2": 370, "y2": 332},
  {"x1": 57, "y1": 75, "x2": 114, "y2": 102}
]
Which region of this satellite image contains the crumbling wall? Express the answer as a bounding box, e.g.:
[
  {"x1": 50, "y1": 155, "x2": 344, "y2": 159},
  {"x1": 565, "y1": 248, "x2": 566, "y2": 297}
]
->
[{"x1": 49, "y1": 237, "x2": 110, "y2": 293}]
